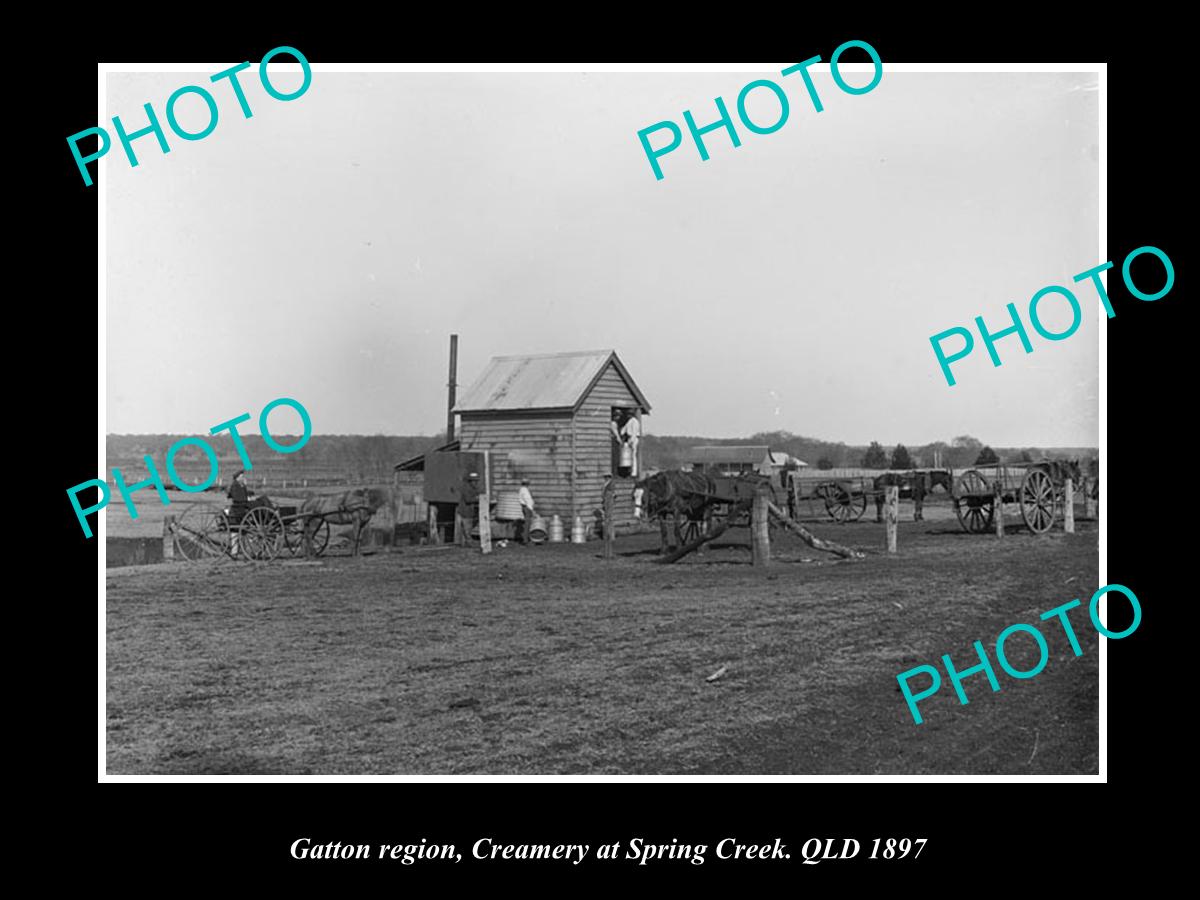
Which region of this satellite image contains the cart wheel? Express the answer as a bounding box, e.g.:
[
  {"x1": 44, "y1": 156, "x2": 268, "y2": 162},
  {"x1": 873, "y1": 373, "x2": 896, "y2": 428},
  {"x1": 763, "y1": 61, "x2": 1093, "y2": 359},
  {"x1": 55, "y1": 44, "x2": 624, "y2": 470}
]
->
[
  {"x1": 308, "y1": 520, "x2": 331, "y2": 556},
  {"x1": 953, "y1": 469, "x2": 994, "y2": 533},
  {"x1": 175, "y1": 504, "x2": 231, "y2": 560},
  {"x1": 240, "y1": 507, "x2": 284, "y2": 560},
  {"x1": 1020, "y1": 469, "x2": 1056, "y2": 534},
  {"x1": 284, "y1": 517, "x2": 331, "y2": 557},
  {"x1": 822, "y1": 483, "x2": 859, "y2": 523},
  {"x1": 681, "y1": 519, "x2": 703, "y2": 544}
]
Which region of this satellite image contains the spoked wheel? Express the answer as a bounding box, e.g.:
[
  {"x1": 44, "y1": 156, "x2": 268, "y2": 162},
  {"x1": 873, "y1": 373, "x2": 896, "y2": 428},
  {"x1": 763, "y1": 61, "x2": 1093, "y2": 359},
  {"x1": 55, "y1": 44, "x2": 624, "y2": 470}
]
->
[
  {"x1": 822, "y1": 483, "x2": 865, "y2": 523},
  {"x1": 953, "y1": 469, "x2": 994, "y2": 533},
  {"x1": 284, "y1": 517, "x2": 331, "y2": 557},
  {"x1": 680, "y1": 519, "x2": 703, "y2": 545},
  {"x1": 1020, "y1": 469, "x2": 1056, "y2": 534},
  {"x1": 845, "y1": 491, "x2": 867, "y2": 521},
  {"x1": 239, "y1": 507, "x2": 284, "y2": 560},
  {"x1": 174, "y1": 504, "x2": 231, "y2": 560}
]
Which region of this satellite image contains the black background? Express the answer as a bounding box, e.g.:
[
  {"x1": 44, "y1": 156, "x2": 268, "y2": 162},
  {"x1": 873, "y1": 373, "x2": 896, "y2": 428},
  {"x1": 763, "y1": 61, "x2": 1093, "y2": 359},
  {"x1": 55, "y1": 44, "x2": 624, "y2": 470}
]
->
[{"x1": 39, "y1": 10, "x2": 1183, "y2": 885}]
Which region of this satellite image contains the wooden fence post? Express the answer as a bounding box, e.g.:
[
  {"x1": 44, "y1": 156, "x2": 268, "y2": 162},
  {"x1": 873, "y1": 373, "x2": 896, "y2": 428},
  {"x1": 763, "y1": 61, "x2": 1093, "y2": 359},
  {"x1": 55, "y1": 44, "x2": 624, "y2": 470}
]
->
[
  {"x1": 427, "y1": 504, "x2": 441, "y2": 545},
  {"x1": 752, "y1": 483, "x2": 771, "y2": 567},
  {"x1": 1064, "y1": 478, "x2": 1075, "y2": 534},
  {"x1": 885, "y1": 485, "x2": 898, "y2": 553},
  {"x1": 602, "y1": 479, "x2": 614, "y2": 560},
  {"x1": 994, "y1": 482, "x2": 1004, "y2": 538},
  {"x1": 1084, "y1": 477, "x2": 1097, "y2": 520},
  {"x1": 479, "y1": 493, "x2": 492, "y2": 554},
  {"x1": 163, "y1": 515, "x2": 175, "y2": 560}
]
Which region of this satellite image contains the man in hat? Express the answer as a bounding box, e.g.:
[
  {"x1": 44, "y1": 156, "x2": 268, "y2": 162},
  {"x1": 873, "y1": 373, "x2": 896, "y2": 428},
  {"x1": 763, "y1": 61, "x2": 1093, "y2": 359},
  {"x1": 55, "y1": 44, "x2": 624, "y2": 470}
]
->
[
  {"x1": 457, "y1": 471, "x2": 481, "y2": 546},
  {"x1": 517, "y1": 478, "x2": 536, "y2": 545},
  {"x1": 226, "y1": 469, "x2": 272, "y2": 557}
]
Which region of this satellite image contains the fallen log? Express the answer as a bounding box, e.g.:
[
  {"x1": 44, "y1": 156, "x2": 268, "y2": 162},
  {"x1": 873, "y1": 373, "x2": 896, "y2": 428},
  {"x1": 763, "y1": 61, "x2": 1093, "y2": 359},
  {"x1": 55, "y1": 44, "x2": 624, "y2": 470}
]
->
[
  {"x1": 767, "y1": 502, "x2": 865, "y2": 559},
  {"x1": 653, "y1": 517, "x2": 731, "y2": 564}
]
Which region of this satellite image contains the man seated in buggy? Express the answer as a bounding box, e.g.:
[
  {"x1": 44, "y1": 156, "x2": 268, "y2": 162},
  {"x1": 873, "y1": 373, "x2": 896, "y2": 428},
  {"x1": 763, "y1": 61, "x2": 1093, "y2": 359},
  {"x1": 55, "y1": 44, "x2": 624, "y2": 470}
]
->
[{"x1": 225, "y1": 469, "x2": 275, "y2": 557}]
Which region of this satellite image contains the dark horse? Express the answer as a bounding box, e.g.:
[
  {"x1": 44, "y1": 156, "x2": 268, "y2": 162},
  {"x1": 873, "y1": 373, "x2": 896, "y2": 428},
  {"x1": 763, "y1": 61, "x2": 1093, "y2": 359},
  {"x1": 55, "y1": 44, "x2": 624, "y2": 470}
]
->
[
  {"x1": 299, "y1": 487, "x2": 391, "y2": 556},
  {"x1": 874, "y1": 469, "x2": 954, "y2": 523},
  {"x1": 634, "y1": 471, "x2": 717, "y2": 553}
]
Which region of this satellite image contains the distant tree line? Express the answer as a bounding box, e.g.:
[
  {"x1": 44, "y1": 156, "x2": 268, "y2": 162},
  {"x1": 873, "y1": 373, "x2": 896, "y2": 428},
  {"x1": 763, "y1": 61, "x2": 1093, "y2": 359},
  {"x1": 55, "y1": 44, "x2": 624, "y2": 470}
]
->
[
  {"x1": 105, "y1": 431, "x2": 1095, "y2": 484},
  {"x1": 106, "y1": 433, "x2": 445, "y2": 484}
]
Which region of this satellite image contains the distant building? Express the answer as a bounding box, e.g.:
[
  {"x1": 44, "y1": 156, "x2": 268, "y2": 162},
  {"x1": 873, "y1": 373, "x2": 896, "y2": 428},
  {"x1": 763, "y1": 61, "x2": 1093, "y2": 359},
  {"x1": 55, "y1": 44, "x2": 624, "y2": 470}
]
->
[
  {"x1": 690, "y1": 446, "x2": 808, "y2": 487},
  {"x1": 691, "y1": 445, "x2": 775, "y2": 476},
  {"x1": 771, "y1": 451, "x2": 808, "y2": 470}
]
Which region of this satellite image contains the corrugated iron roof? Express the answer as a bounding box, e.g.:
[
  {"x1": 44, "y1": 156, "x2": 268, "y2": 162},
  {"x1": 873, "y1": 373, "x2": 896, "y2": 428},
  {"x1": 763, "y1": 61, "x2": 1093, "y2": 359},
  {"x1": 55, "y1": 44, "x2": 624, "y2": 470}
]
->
[
  {"x1": 453, "y1": 350, "x2": 651, "y2": 414},
  {"x1": 691, "y1": 445, "x2": 775, "y2": 465}
]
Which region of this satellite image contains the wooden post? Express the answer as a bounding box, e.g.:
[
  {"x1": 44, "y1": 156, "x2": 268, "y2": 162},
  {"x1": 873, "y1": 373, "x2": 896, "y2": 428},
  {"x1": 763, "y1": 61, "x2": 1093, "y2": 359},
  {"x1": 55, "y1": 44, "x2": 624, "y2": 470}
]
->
[
  {"x1": 1084, "y1": 477, "x2": 1097, "y2": 520},
  {"x1": 752, "y1": 483, "x2": 770, "y2": 567},
  {"x1": 885, "y1": 486, "x2": 898, "y2": 553},
  {"x1": 455, "y1": 509, "x2": 467, "y2": 547},
  {"x1": 994, "y1": 482, "x2": 1004, "y2": 538},
  {"x1": 1064, "y1": 477, "x2": 1075, "y2": 534},
  {"x1": 479, "y1": 492, "x2": 492, "y2": 554},
  {"x1": 602, "y1": 479, "x2": 614, "y2": 560},
  {"x1": 569, "y1": 414, "x2": 578, "y2": 526},
  {"x1": 427, "y1": 504, "x2": 441, "y2": 545},
  {"x1": 163, "y1": 515, "x2": 175, "y2": 560}
]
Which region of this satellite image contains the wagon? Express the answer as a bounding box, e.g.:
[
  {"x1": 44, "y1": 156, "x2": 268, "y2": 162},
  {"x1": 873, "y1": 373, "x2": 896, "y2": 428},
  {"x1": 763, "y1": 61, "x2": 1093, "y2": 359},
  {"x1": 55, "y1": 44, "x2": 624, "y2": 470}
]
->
[
  {"x1": 172, "y1": 501, "x2": 332, "y2": 561},
  {"x1": 786, "y1": 474, "x2": 877, "y2": 523},
  {"x1": 952, "y1": 461, "x2": 1077, "y2": 535},
  {"x1": 674, "y1": 473, "x2": 779, "y2": 543}
]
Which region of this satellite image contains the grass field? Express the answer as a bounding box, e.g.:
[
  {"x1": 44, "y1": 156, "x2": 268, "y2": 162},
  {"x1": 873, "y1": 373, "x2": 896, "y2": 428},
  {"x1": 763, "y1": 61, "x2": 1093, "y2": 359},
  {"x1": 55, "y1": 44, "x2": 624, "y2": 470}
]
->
[{"x1": 105, "y1": 502, "x2": 1099, "y2": 775}]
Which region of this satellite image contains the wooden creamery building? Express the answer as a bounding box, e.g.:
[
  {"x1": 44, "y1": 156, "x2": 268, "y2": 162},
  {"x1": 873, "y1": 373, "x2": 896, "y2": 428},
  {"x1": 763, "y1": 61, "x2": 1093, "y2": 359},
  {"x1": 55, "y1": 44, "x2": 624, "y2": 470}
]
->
[{"x1": 452, "y1": 350, "x2": 651, "y2": 530}]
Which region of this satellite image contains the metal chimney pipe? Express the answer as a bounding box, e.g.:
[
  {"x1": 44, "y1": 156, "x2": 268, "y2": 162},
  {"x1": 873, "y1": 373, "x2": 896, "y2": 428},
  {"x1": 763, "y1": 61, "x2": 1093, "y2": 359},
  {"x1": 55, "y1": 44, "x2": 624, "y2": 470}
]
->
[{"x1": 447, "y1": 334, "x2": 458, "y2": 442}]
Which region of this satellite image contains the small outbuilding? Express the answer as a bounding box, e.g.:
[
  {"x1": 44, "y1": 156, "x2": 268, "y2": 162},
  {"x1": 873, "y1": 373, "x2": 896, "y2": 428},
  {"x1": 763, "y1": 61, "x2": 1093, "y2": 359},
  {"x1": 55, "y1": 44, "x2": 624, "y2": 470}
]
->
[
  {"x1": 452, "y1": 350, "x2": 652, "y2": 531},
  {"x1": 690, "y1": 445, "x2": 776, "y2": 476}
]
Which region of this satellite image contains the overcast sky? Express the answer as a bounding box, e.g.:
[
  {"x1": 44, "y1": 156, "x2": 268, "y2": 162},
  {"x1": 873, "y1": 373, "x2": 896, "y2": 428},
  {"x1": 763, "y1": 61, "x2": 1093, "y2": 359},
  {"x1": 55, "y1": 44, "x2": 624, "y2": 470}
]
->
[{"x1": 106, "y1": 68, "x2": 1099, "y2": 446}]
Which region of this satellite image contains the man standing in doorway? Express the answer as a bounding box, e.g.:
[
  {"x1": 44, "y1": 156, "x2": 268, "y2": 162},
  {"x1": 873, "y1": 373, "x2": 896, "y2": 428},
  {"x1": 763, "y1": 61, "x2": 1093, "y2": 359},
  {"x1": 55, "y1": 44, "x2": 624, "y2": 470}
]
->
[
  {"x1": 609, "y1": 409, "x2": 641, "y2": 477},
  {"x1": 620, "y1": 412, "x2": 641, "y2": 477},
  {"x1": 518, "y1": 478, "x2": 536, "y2": 545}
]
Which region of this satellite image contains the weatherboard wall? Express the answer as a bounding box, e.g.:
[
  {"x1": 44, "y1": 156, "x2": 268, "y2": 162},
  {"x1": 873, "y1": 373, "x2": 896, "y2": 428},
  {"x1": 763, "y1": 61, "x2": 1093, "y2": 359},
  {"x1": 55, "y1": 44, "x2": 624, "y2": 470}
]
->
[{"x1": 457, "y1": 361, "x2": 644, "y2": 529}]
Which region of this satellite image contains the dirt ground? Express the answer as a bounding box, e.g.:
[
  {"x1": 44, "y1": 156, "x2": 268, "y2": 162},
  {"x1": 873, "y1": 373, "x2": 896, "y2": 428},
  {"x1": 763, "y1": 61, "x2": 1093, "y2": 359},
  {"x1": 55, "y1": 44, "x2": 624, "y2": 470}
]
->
[{"x1": 105, "y1": 502, "x2": 1099, "y2": 775}]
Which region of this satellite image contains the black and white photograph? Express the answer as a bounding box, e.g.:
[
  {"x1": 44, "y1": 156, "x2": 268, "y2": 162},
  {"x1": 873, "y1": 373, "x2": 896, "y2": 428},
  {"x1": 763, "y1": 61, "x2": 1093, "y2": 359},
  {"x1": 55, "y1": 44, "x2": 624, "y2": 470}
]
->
[{"x1": 96, "y1": 60, "x2": 1106, "y2": 778}]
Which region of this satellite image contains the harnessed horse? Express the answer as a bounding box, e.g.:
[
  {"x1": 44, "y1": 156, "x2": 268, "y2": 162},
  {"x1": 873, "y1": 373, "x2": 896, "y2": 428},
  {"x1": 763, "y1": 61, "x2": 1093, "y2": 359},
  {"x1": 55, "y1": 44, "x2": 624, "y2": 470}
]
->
[
  {"x1": 634, "y1": 471, "x2": 718, "y2": 553},
  {"x1": 873, "y1": 470, "x2": 953, "y2": 522},
  {"x1": 298, "y1": 487, "x2": 391, "y2": 556}
]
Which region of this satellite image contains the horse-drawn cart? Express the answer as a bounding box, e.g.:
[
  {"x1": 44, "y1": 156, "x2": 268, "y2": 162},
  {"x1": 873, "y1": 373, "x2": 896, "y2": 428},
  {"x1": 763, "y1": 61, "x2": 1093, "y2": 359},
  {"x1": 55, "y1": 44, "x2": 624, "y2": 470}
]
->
[
  {"x1": 951, "y1": 460, "x2": 1081, "y2": 535},
  {"x1": 787, "y1": 475, "x2": 874, "y2": 523},
  {"x1": 172, "y1": 501, "x2": 332, "y2": 561}
]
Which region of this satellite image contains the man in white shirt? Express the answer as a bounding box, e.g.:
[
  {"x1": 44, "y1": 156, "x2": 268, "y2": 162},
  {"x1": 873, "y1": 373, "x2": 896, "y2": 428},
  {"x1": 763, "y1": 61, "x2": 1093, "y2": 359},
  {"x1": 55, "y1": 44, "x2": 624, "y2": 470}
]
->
[
  {"x1": 518, "y1": 479, "x2": 536, "y2": 545},
  {"x1": 620, "y1": 413, "x2": 641, "y2": 476}
]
